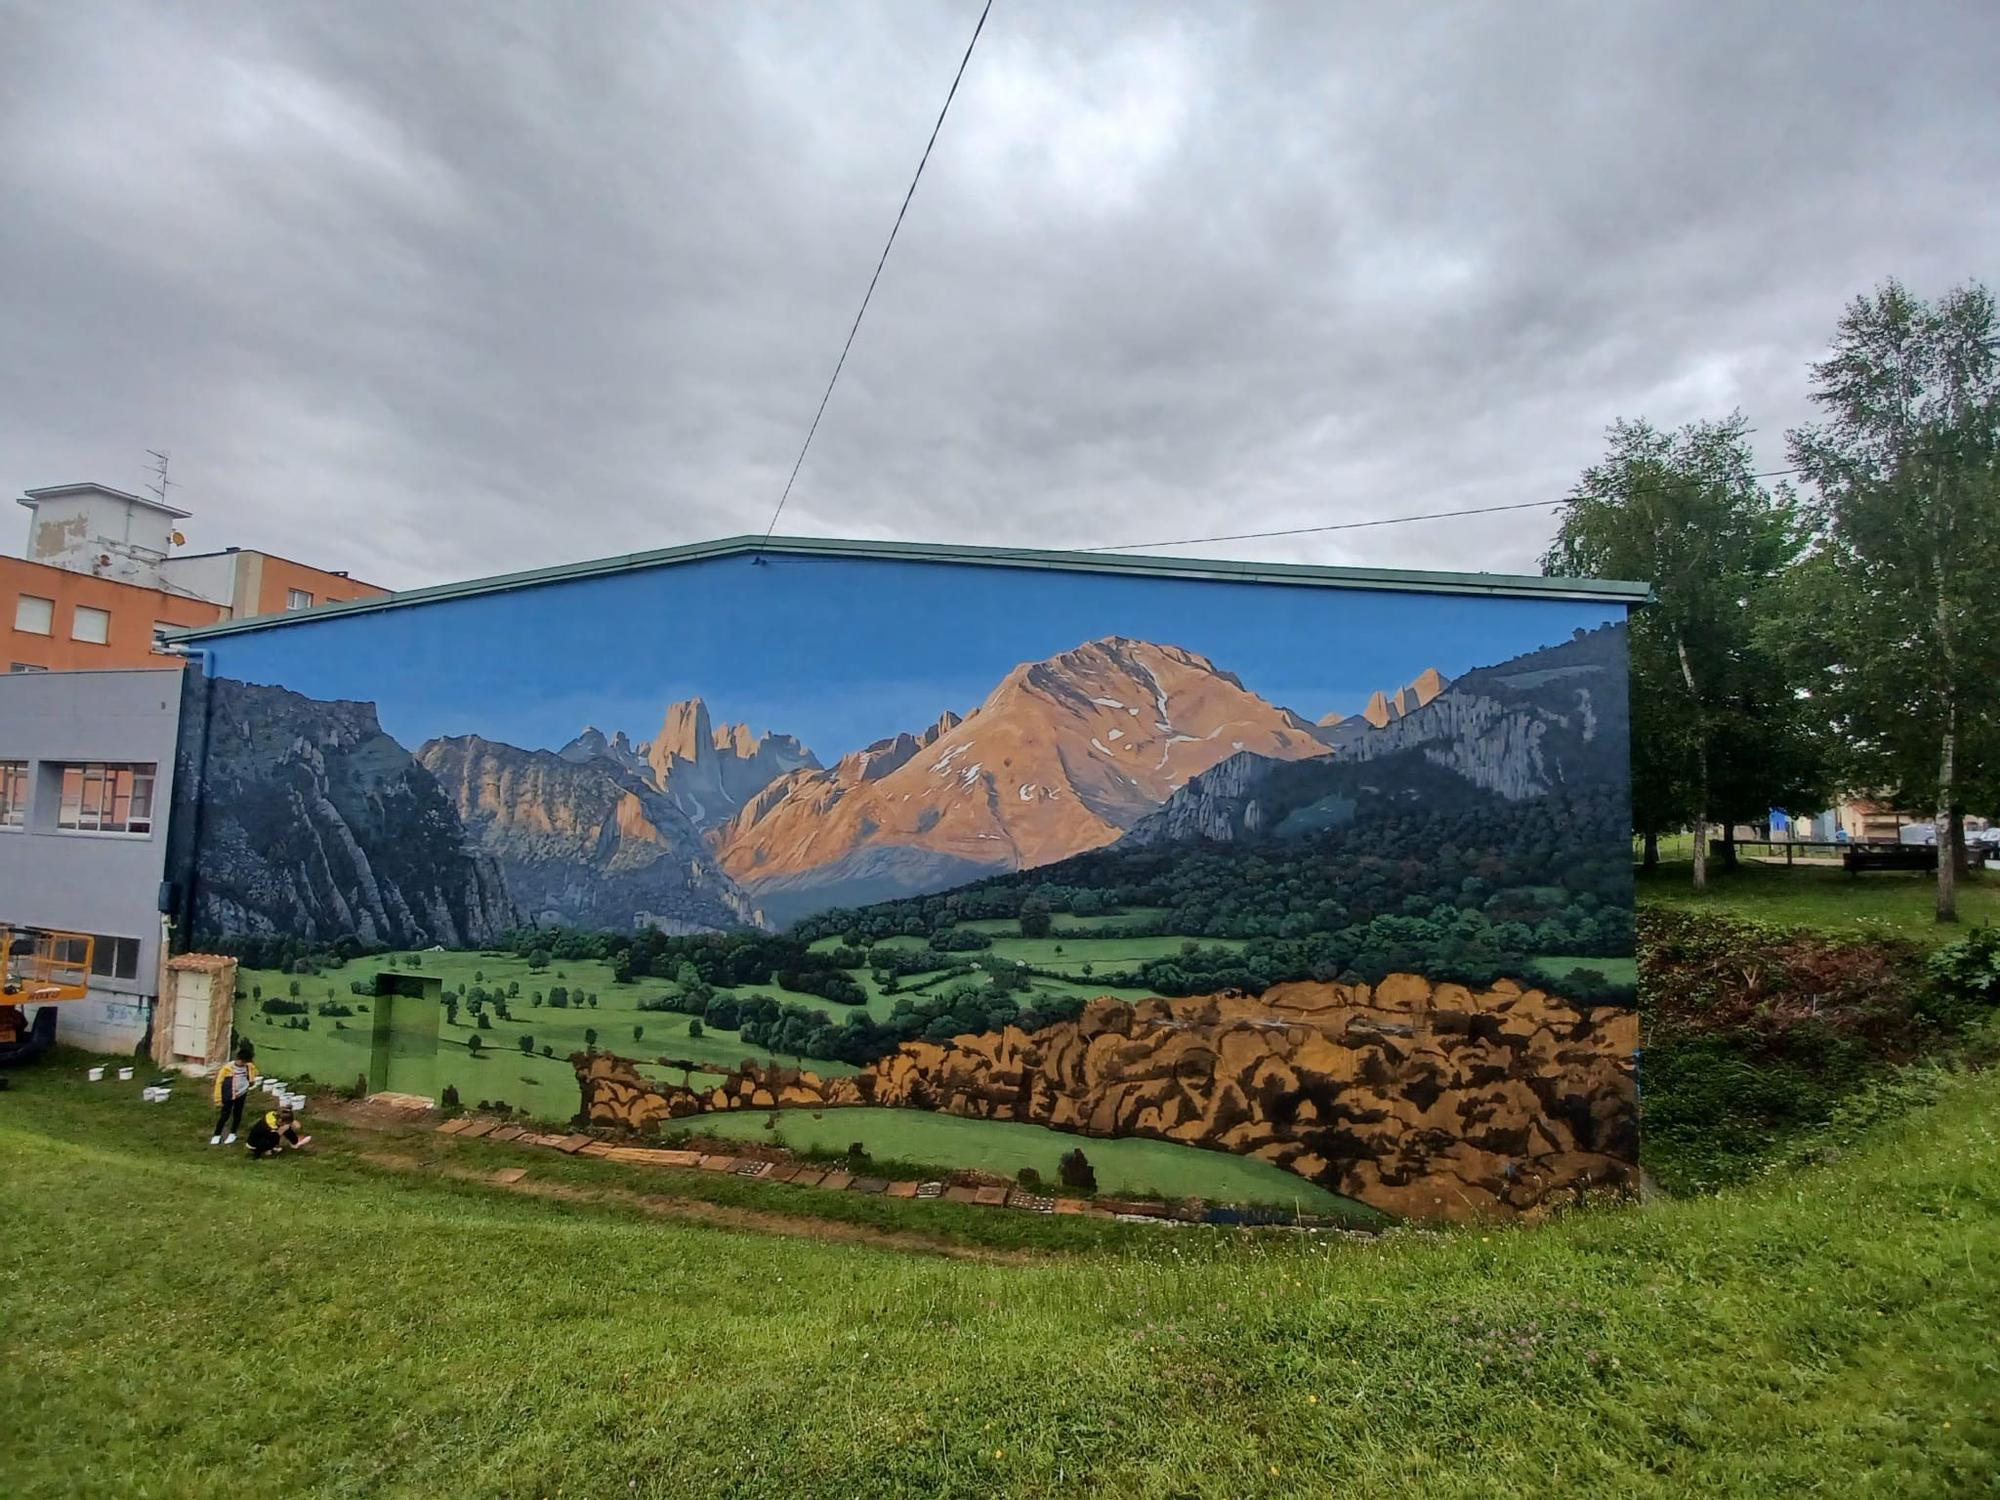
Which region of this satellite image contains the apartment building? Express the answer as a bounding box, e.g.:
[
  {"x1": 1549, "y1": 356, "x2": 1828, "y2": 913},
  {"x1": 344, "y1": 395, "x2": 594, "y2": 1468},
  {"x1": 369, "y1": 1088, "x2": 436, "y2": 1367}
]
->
[{"x1": 5, "y1": 482, "x2": 386, "y2": 672}]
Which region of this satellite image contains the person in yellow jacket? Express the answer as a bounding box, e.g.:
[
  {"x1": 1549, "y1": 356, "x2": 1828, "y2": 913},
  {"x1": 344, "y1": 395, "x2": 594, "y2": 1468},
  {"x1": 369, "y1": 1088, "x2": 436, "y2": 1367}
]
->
[{"x1": 210, "y1": 1040, "x2": 259, "y2": 1146}]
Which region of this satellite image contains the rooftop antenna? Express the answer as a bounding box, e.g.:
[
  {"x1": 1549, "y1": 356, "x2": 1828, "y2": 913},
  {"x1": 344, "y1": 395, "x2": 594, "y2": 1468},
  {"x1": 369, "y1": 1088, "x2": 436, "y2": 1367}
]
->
[
  {"x1": 145, "y1": 449, "x2": 176, "y2": 506},
  {"x1": 145, "y1": 450, "x2": 187, "y2": 547}
]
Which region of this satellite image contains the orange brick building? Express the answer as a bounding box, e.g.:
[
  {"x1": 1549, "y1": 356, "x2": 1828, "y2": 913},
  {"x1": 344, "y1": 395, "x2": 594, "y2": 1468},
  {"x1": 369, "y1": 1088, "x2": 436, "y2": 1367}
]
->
[{"x1": 6, "y1": 482, "x2": 385, "y2": 673}]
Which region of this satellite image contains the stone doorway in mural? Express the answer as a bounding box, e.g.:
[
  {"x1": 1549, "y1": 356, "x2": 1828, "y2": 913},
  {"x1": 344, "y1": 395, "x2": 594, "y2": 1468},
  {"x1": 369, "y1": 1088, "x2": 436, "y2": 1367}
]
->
[{"x1": 367, "y1": 972, "x2": 443, "y2": 1101}]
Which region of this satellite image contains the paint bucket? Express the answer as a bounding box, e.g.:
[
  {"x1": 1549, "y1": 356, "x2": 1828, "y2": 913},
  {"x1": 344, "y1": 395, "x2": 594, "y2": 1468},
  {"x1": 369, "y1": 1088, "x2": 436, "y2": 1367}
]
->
[
  {"x1": 87, "y1": 1066, "x2": 104, "y2": 1082},
  {"x1": 117, "y1": 1067, "x2": 134, "y2": 1081}
]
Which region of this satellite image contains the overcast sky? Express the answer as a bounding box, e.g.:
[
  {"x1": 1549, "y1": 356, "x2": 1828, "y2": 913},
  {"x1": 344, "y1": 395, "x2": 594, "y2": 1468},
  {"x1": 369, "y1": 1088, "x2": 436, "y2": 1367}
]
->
[{"x1": 3, "y1": 1, "x2": 1994, "y2": 591}]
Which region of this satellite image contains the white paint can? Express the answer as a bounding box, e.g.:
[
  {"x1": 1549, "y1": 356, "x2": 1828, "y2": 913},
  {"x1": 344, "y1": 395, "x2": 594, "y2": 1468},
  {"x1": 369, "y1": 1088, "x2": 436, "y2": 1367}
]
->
[
  {"x1": 118, "y1": 1067, "x2": 134, "y2": 1081},
  {"x1": 87, "y1": 1066, "x2": 105, "y2": 1081}
]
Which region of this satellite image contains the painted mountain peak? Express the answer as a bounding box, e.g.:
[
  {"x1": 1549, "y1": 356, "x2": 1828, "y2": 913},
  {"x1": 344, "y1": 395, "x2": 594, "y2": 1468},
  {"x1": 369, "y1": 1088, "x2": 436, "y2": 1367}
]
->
[
  {"x1": 190, "y1": 678, "x2": 517, "y2": 947},
  {"x1": 710, "y1": 634, "x2": 1330, "y2": 922},
  {"x1": 643, "y1": 696, "x2": 820, "y2": 829},
  {"x1": 417, "y1": 733, "x2": 762, "y2": 933},
  {"x1": 1317, "y1": 665, "x2": 1450, "y2": 731}
]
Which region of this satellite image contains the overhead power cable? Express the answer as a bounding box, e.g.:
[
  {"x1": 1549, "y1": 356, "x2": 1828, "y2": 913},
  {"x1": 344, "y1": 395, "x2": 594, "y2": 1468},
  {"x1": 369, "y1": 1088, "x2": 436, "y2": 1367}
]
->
[
  {"x1": 756, "y1": 0, "x2": 995, "y2": 556},
  {"x1": 1079, "y1": 463, "x2": 1820, "y2": 554}
]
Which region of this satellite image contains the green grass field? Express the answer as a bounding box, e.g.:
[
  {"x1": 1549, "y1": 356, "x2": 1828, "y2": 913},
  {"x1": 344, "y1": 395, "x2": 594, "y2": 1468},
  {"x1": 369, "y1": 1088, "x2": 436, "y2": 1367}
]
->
[
  {"x1": 1637, "y1": 861, "x2": 2000, "y2": 945},
  {"x1": 4, "y1": 1054, "x2": 1993, "y2": 1497},
  {"x1": 693, "y1": 1107, "x2": 1368, "y2": 1214},
  {"x1": 1530, "y1": 954, "x2": 1639, "y2": 988}
]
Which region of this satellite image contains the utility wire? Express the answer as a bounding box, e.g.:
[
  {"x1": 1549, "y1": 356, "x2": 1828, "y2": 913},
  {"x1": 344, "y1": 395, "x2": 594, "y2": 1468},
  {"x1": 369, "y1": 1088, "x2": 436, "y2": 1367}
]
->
[
  {"x1": 1080, "y1": 463, "x2": 1819, "y2": 554},
  {"x1": 757, "y1": 0, "x2": 994, "y2": 556}
]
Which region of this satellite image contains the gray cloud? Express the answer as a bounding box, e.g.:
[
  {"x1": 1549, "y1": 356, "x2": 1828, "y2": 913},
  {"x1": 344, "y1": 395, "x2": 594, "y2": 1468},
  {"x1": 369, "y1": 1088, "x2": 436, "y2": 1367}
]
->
[{"x1": 3, "y1": 0, "x2": 1995, "y2": 588}]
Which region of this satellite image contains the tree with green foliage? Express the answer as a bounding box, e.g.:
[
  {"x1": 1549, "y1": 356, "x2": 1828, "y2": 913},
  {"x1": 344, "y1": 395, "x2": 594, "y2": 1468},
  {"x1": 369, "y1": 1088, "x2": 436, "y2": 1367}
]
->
[
  {"x1": 519, "y1": 1034, "x2": 535, "y2": 1055},
  {"x1": 686, "y1": 1018, "x2": 704, "y2": 1038},
  {"x1": 528, "y1": 948, "x2": 550, "y2": 971},
  {"x1": 1784, "y1": 278, "x2": 2000, "y2": 922},
  {"x1": 467, "y1": 1034, "x2": 483, "y2": 1056},
  {"x1": 1545, "y1": 414, "x2": 1825, "y2": 885},
  {"x1": 288, "y1": 979, "x2": 301, "y2": 999},
  {"x1": 632, "y1": 1023, "x2": 643, "y2": 1043},
  {"x1": 584, "y1": 1026, "x2": 597, "y2": 1052},
  {"x1": 1019, "y1": 896, "x2": 1053, "y2": 938}
]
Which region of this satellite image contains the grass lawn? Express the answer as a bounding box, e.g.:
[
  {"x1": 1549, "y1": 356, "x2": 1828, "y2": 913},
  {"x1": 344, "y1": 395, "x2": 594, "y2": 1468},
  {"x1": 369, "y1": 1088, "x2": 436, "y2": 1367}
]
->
[
  {"x1": 3, "y1": 1054, "x2": 1994, "y2": 1496},
  {"x1": 693, "y1": 1106, "x2": 1370, "y2": 1215},
  {"x1": 1636, "y1": 860, "x2": 2000, "y2": 945}
]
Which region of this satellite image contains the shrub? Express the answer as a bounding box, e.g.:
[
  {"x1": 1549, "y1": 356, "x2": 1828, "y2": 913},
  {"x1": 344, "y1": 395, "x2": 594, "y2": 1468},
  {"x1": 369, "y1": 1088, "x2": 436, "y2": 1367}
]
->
[
  {"x1": 687, "y1": 1018, "x2": 704, "y2": 1038},
  {"x1": 541, "y1": 1045, "x2": 553, "y2": 1058},
  {"x1": 519, "y1": 1035, "x2": 535, "y2": 1055},
  {"x1": 259, "y1": 998, "x2": 307, "y2": 1016},
  {"x1": 528, "y1": 949, "x2": 550, "y2": 971},
  {"x1": 1015, "y1": 1166, "x2": 1042, "y2": 1188},
  {"x1": 349, "y1": 979, "x2": 373, "y2": 996},
  {"x1": 441, "y1": 1084, "x2": 460, "y2": 1108},
  {"x1": 315, "y1": 1000, "x2": 355, "y2": 1017}
]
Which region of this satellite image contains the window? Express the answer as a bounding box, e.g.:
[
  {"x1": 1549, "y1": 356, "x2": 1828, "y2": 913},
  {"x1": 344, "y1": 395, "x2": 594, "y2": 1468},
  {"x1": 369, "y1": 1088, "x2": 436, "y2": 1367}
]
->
[
  {"x1": 0, "y1": 761, "x2": 25, "y2": 828},
  {"x1": 14, "y1": 594, "x2": 52, "y2": 634},
  {"x1": 71, "y1": 605, "x2": 110, "y2": 644},
  {"x1": 88, "y1": 934, "x2": 143, "y2": 983},
  {"x1": 286, "y1": 588, "x2": 314, "y2": 610},
  {"x1": 54, "y1": 762, "x2": 156, "y2": 835},
  {"x1": 9, "y1": 663, "x2": 46, "y2": 673}
]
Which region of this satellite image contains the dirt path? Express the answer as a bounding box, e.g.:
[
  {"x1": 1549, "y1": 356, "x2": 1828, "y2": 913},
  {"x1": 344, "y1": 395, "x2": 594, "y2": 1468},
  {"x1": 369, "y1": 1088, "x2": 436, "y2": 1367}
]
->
[{"x1": 352, "y1": 1146, "x2": 1039, "y2": 1263}]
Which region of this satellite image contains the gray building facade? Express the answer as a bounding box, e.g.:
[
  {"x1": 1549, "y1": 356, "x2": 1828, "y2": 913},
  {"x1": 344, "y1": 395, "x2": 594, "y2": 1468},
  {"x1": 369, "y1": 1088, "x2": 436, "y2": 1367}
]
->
[{"x1": 0, "y1": 667, "x2": 183, "y2": 1052}]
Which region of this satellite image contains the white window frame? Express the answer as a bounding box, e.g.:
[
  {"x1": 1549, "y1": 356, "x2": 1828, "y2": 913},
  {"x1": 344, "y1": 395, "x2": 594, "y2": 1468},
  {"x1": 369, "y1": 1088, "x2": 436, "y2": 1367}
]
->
[
  {"x1": 0, "y1": 761, "x2": 26, "y2": 829},
  {"x1": 14, "y1": 594, "x2": 53, "y2": 635},
  {"x1": 53, "y1": 762, "x2": 156, "y2": 836},
  {"x1": 71, "y1": 605, "x2": 111, "y2": 644},
  {"x1": 286, "y1": 588, "x2": 314, "y2": 610},
  {"x1": 88, "y1": 933, "x2": 142, "y2": 982}
]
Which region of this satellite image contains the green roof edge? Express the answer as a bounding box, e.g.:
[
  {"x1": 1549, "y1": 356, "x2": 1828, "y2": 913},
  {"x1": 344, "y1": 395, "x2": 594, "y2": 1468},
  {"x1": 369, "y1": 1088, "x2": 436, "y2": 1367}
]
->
[{"x1": 157, "y1": 533, "x2": 1652, "y2": 644}]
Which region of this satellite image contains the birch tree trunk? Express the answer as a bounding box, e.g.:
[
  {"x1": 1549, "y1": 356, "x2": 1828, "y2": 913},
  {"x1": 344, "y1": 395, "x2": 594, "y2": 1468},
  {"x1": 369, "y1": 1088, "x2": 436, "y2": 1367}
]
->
[{"x1": 1677, "y1": 636, "x2": 1707, "y2": 892}]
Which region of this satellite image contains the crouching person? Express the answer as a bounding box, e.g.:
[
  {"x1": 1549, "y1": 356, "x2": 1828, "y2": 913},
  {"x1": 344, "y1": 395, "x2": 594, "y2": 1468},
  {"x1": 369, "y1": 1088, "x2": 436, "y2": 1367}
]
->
[{"x1": 245, "y1": 1105, "x2": 311, "y2": 1158}]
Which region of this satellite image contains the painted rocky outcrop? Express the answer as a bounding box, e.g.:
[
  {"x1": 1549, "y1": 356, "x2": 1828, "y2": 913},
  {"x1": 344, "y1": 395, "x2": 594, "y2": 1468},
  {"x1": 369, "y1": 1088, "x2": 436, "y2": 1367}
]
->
[
  {"x1": 642, "y1": 698, "x2": 819, "y2": 829},
  {"x1": 192, "y1": 678, "x2": 517, "y2": 947},
  {"x1": 417, "y1": 734, "x2": 763, "y2": 933},
  {"x1": 575, "y1": 975, "x2": 1638, "y2": 1221}
]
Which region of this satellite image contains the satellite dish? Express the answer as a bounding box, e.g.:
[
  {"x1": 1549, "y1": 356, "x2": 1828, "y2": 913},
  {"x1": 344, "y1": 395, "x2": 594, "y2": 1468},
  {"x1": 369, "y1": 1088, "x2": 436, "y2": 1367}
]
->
[{"x1": 170, "y1": 531, "x2": 186, "y2": 547}]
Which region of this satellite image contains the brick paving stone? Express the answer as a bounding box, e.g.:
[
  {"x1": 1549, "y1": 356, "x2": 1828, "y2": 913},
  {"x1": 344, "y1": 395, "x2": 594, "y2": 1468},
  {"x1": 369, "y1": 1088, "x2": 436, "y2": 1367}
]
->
[
  {"x1": 456, "y1": 1120, "x2": 497, "y2": 1140},
  {"x1": 1006, "y1": 1191, "x2": 1056, "y2": 1213},
  {"x1": 554, "y1": 1134, "x2": 594, "y2": 1154},
  {"x1": 943, "y1": 1185, "x2": 979, "y2": 1204},
  {"x1": 656, "y1": 1150, "x2": 701, "y2": 1168},
  {"x1": 697, "y1": 1154, "x2": 738, "y2": 1172},
  {"x1": 489, "y1": 1167, "x2": 528, "y2": 1185},
  {"x1": 764, "y1": 1164, "x2": 801, "y2": 1184},
  {"x1": 851, "y1": 1177, "x2": 889, "y2": 1194},
  {"x1": 1052, "y1": 1198, "x2": 1087, "y2": 1215},
  {"x1": 435, "y1": 1118, "x2": 471, "y2": 1135},
  {"x1": 884, "y1": 1180, "x2": 919, "y2": 1199},
  {"x1": 733, "y1": 1160, "x2": 773, "y2": 1178},
  {"x1": 915, "y1": 1180, "x2": 946, "y2": 1200},
  {"x1": 818, "y1": 1171, "x2": 854, "y2": 1192},
  {"x1": 487, "y1": 1125, "x2": 526, "y2": 1143},
  {"x1": 972, "y1": 1185, "x2": 1008, "y2": 1207},
  {"x1": 789, "y1": 1169, "x2": 827, "y2": 1188},
  {"x1": 579, "y1": 1142, "x2": 616, "y2": 1158}
]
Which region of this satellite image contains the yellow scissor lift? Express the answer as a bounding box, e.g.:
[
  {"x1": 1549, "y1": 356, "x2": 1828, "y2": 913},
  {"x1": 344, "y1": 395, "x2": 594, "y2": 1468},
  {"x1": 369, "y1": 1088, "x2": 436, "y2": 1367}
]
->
[{"x1": 0, "y1": 926, "x2": 93, "y2": 1065}]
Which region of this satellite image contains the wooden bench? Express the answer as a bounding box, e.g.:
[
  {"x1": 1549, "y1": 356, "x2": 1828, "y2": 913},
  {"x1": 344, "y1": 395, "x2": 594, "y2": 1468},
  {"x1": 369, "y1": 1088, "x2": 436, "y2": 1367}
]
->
[{"x1": 1842, "y1": 843, "x2": 1937, "y2": 875}]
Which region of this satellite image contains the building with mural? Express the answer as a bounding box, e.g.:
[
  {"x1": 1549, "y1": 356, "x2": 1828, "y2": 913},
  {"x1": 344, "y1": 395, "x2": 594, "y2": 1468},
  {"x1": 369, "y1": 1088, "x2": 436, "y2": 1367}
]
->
[{"x1": 157, "y1": 536, "x2": 1647, "y2": 1220}]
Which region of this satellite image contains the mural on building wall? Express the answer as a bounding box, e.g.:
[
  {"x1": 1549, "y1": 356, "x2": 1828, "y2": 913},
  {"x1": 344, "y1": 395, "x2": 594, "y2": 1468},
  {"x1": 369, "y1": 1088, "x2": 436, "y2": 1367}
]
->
[{"x1": 184, "y1": 554, "x2": 1638, "y2": 1219}]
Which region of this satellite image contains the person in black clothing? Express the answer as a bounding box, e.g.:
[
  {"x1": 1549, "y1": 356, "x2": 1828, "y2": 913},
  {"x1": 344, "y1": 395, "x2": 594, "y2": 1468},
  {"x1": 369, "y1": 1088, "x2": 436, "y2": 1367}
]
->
[{"x1": 245, "y1": 1105, "x2": 311, "y2": 1158}]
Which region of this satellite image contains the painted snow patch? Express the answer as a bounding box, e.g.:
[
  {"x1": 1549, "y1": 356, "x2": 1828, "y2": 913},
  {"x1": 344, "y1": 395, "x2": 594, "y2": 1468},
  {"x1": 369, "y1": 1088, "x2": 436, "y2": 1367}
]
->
[
  {"x1": 1090, "y1": 738, "x2": 1116, "y2": 757},
  {"x1": 1091, "y1": 697, "x2": 1125, "y2": 709},
  {"x1": 1106, "y1": 729, "x2": 1124, "y2": 742}
]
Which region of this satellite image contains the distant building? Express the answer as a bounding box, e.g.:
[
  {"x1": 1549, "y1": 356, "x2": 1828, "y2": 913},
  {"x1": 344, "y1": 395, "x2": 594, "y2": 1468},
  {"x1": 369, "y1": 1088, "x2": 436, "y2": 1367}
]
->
[{"x1": 5, "y1": 481, "x2": 386, "y2": 673}]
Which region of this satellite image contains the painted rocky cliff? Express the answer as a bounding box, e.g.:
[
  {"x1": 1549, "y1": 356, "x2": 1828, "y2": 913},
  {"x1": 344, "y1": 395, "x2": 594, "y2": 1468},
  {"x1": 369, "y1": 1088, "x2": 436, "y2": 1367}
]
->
[
  {"x1": 574, "y1": 974, "x2": 1638, "y2": 1221},
  {"x1": 417, "y1": 734, "x2": 763, "y2": 933},
  {"x1": 191, "y1": 678, "x2": 517, "y2": 947}
]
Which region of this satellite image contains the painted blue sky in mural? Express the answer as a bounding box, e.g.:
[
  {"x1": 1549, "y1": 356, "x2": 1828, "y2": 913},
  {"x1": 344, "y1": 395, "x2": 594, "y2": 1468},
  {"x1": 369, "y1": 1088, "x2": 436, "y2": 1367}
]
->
[{"x1": 201, "y1": 555, "x2": 1625, "y2": 757}]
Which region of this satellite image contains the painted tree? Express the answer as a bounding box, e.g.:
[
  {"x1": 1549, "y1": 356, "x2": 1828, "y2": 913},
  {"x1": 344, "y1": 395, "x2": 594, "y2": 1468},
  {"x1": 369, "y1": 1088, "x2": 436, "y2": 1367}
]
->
[
  {"x1": 1544, "y1": 415, "x2": 1824, "y2": 885},
  {"x1": 1785, "y1": 278, "x2": 2000, "y2": 921}
]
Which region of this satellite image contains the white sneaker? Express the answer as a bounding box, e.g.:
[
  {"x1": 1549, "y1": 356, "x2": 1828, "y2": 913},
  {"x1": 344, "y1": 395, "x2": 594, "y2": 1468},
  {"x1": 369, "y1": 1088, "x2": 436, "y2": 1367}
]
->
[
  {"x1": 224, "y1": 1133, "x2": 237, "y2": 1145},
  {"x1": 209, "y1": 1135, "x2": 221, "y2": 1146}
]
